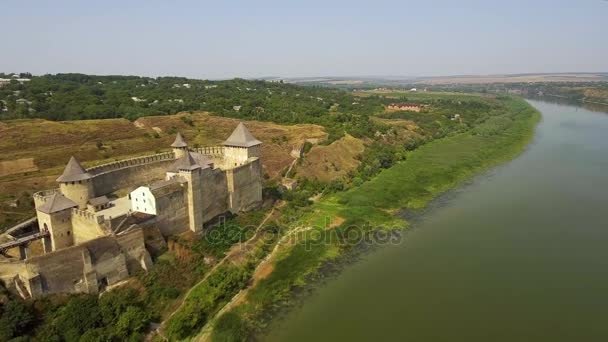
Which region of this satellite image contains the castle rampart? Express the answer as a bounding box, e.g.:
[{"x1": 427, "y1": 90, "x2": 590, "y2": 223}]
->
[
  {"x1": 226, "y1": 158, "x2": 263, "y2": 213},
  {"x1": 86, "y1": 151, "x2": 175, "y2": 176},
  {"x1": 90, "y1": 154, "x2": 176, "y2": 196},
  {"x1": 33, "y1": 188, "x2": 60, "y2": 207},
  {"x1": 193, "y1": 146, "x2": 225, "y2": 158},
  {"x1": 71, "y1": 208, "x2": 112, "y2": 245},
  {"x1": 4, "y1": 123, "x2": 263, "y2": 299}
]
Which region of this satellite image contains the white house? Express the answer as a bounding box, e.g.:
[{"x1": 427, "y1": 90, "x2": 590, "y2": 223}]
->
[{"x1": 130, "y1": 186, "x2": 157, "y2": 215}]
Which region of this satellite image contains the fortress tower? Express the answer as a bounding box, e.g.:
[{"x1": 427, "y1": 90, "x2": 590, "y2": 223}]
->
[
  {"x1": 36, "y1": 193, "x2": 78, "y2": 251},
  {"x1": 171, "y1": 132, "x2": 189, "y2": 159},
  {"x1": 171, "y1": 151, "x2": 212, "y2": 232},
  {"x1": 56, "y1": 156, "x2": 95, "y2": 209},
  {"x1": 223, "y1": 122, "x2": 262, "y2": 166}
]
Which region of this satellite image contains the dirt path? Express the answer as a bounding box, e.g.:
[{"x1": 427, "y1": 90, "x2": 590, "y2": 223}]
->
[
  {"x1": 194, "y1": 223, "x2": 316, "y2": 342},
  {"x1": 156, "y1": 202, "x2": 282, "y2": 340},
  {"x1": 284, "y1": 157, "x2": 298, "y2": 177}
]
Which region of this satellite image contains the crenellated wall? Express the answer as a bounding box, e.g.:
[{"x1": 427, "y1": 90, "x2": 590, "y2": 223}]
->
[
  {"x1": 33, "y1": 189, "x2": 60, "y2": 208},
  {"x1": 87, "y1": 152, "x2": 175, "y2": 175},
  {"x1": 71, "y1": 208, "x2": 111, "y2": 245},
  {"x1": 89, "y1": 152, "x2": 176, "y2": 196},
  {"x1": 193, "y1": 146, "x2": 225, "y2": 158}
]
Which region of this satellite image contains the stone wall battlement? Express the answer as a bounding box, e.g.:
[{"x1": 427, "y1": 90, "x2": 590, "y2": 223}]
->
[
  {"x1": 33, "y1": 188, "x2": 60, "y2": 203},
  {"x1": 86, "y1": 152, "x2": 175, "y2": 176},
  {"x1": 71, "y1": 208, "x2": 104, "y2": 224},
  {"x1": 193, "y1": 146, "x2": 225, "y2": 157}
]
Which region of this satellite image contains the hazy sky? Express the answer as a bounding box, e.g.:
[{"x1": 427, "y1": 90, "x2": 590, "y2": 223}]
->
[{"x1": 2, "y1": 0, "x2": 607, "y2": 79}]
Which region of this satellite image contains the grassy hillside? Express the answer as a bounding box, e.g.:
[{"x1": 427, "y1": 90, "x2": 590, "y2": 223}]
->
[
  {"x1": 0, "y1": 83, "x2": 540, "y2": 341},
  {"x1": 207, "y1": 96, "x2": 541, "y2": 341},
  {"x1": 0, "y1": 77, "x2": 503, "y2": 232}
]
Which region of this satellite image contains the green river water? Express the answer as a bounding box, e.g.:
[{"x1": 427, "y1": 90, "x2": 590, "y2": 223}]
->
[{"x1": 265, "y1": 100, "x2": 608, "y2": 342}]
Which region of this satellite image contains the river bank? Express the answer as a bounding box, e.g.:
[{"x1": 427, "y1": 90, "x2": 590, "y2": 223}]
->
[
  {"x1": 204, "y1": 96, "x2": 540, "y2": 341},
  {"x1": 262, "y1": 99, "x2": 608, "y2": 342}
]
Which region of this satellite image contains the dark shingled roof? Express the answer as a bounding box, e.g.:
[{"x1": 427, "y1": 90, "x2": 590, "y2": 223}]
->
[
  {"x1": 37, "y1": 193, "x2": 78, "y2": 214},
  {"x1": 56, "y1": 156, "x2": 92, "y2": 182},
  {"x1": 223, "y1": 122, "x2": 262, "y2": 148},
  {"x1": 171, "y1": 132, "x2": 188, "y2": 148},
  {"x1": 88, "y1": 195, "x2": 110, "y2": 207},
  {"x1": 149, "y1": 177, "x2": 185, "y2": 197},
  {"x1": 168, "y1": 151, "x2": 212, "y2": 172}
]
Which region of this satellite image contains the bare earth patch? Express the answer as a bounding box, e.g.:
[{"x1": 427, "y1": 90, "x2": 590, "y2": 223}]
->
[
  {"x1": 0, "y1": 158, "x2": 38, "y2": 177},
  {"x1": 327, "y1": 216, "x2": 345, "y2": 230}
]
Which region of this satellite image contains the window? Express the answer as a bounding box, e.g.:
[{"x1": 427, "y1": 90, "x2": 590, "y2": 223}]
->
[{"x1": 67, "y1": 231, "x2": 71, "y2": 236}]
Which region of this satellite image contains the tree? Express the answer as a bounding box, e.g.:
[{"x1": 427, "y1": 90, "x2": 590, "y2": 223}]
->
[
  {"x1": 0, "y1": 299, "x2": 35, "y2": 340},
  {"x1": 54, "y1": 295, "x2": 103, "y2": 340},
  {"x1": 114, "y1": 306, "x2": 148, "y2": 338}
]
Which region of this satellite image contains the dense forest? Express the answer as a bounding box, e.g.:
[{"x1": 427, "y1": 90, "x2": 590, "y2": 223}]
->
[{"x1": 0, "y1": 73, "x2": 389, "y2": 140}]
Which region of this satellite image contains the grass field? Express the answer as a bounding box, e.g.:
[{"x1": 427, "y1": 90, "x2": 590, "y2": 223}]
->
[{"x1": 206, "y1": 96, "x2": 541, "y2": 341}]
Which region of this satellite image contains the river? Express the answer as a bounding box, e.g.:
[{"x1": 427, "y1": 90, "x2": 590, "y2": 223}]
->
[{"x1": 265, "y1": 100, "x2": 608, "y2": 342}]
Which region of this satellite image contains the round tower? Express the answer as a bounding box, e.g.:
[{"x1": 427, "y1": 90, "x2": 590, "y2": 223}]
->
[
  {"x1": 171, "y1": 132, "x2": 189, "y2": 159},
  {"x1": 56, "y1": 156, "x2": 95, "y2": 209}
]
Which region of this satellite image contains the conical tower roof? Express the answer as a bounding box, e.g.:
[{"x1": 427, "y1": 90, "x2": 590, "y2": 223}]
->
[
  {"x1": 169, "y1": 151, "x2": 211, "y2": 172},
  {"x1": 171, "y1": 132, "x2": 188, "y2": 148},
  {"x1": 223, "y1": 122, "x2": 262, "y2": 148},
  {"x1": 56, "y1": 156, "x2": 92, "y2": 182},
  {"x1": 37, "y1": 193, "x2": 78, "y2": 214}
]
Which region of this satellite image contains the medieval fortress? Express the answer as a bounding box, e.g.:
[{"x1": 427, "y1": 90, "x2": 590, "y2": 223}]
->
[{"x1": 0, "y1": 123, "x2": 263, "y2": 298}]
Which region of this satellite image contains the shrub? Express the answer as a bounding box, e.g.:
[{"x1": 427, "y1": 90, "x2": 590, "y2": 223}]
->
[{"x1": 211, "y1": 311, "x2": 249, "y2": 342}]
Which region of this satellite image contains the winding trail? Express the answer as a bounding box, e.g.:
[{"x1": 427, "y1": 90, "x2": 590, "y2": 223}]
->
[
  {"x1": 156, "y1": 201, "x2": 282, "y2": 340},
  {"x1": 194, "y1": 223, "x2": 317, "y2": 341}
]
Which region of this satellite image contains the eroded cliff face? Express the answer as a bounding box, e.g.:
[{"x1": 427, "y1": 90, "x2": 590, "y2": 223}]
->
[{"x1": 296, "y1": 134, "x2": 365, "y2": 182}]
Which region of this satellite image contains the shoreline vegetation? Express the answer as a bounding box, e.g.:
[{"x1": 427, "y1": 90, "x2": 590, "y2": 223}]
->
[
  {"x1": 0, "y1": 78, "x2": 540, "y2": 342},
  {"x1": 198, "y1": 97, "x2": 541, "y2": 341}
]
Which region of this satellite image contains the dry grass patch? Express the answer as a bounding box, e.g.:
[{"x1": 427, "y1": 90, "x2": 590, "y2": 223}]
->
[
  {"x1": 0, "y1": 158, "x2": 38, "y2": 177},
  {"x1": 296, "y1": 134, "x2": 365, "y2": 182}
]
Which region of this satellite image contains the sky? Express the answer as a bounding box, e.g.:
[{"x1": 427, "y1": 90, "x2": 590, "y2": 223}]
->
[{"x1": 2, "y1": 0, "x2": 607, "y2": 79}]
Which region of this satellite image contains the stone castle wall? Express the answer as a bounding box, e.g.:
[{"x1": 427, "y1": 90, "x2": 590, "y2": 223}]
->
[
  {"x1": 226, "y1": 158, "x2": 263, "y2": 213},
  {"x1": 92, "y1": 160, "x2": 175, "y2": 196},
  {"x1": 193, "y1": 146, "x2": 225, "y2": 158},
  {"x1": 89, "y1": 152, "x2": 176, "y2": 196},
  {"x1": 202, "y1": 168, "x2": 230, "y2": 223},
  {"x1": 71, "y1": 208, "x2": 110, "y2": 245},
  {"x1": 33, "y1": 189, "x2": 60, "y2": 208},
  {"x1": 9, "y1": 140, "x2": 262, "y2": 298},
  {"x1": 0, "y1": 228, "x2": 149, "y2": 298},
  {"x1": 87, "y1": 152, "x2": 175, "y2": 175},
  {"x1": 153, "y1": 187, "x2": 189, "y2": 236}
]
